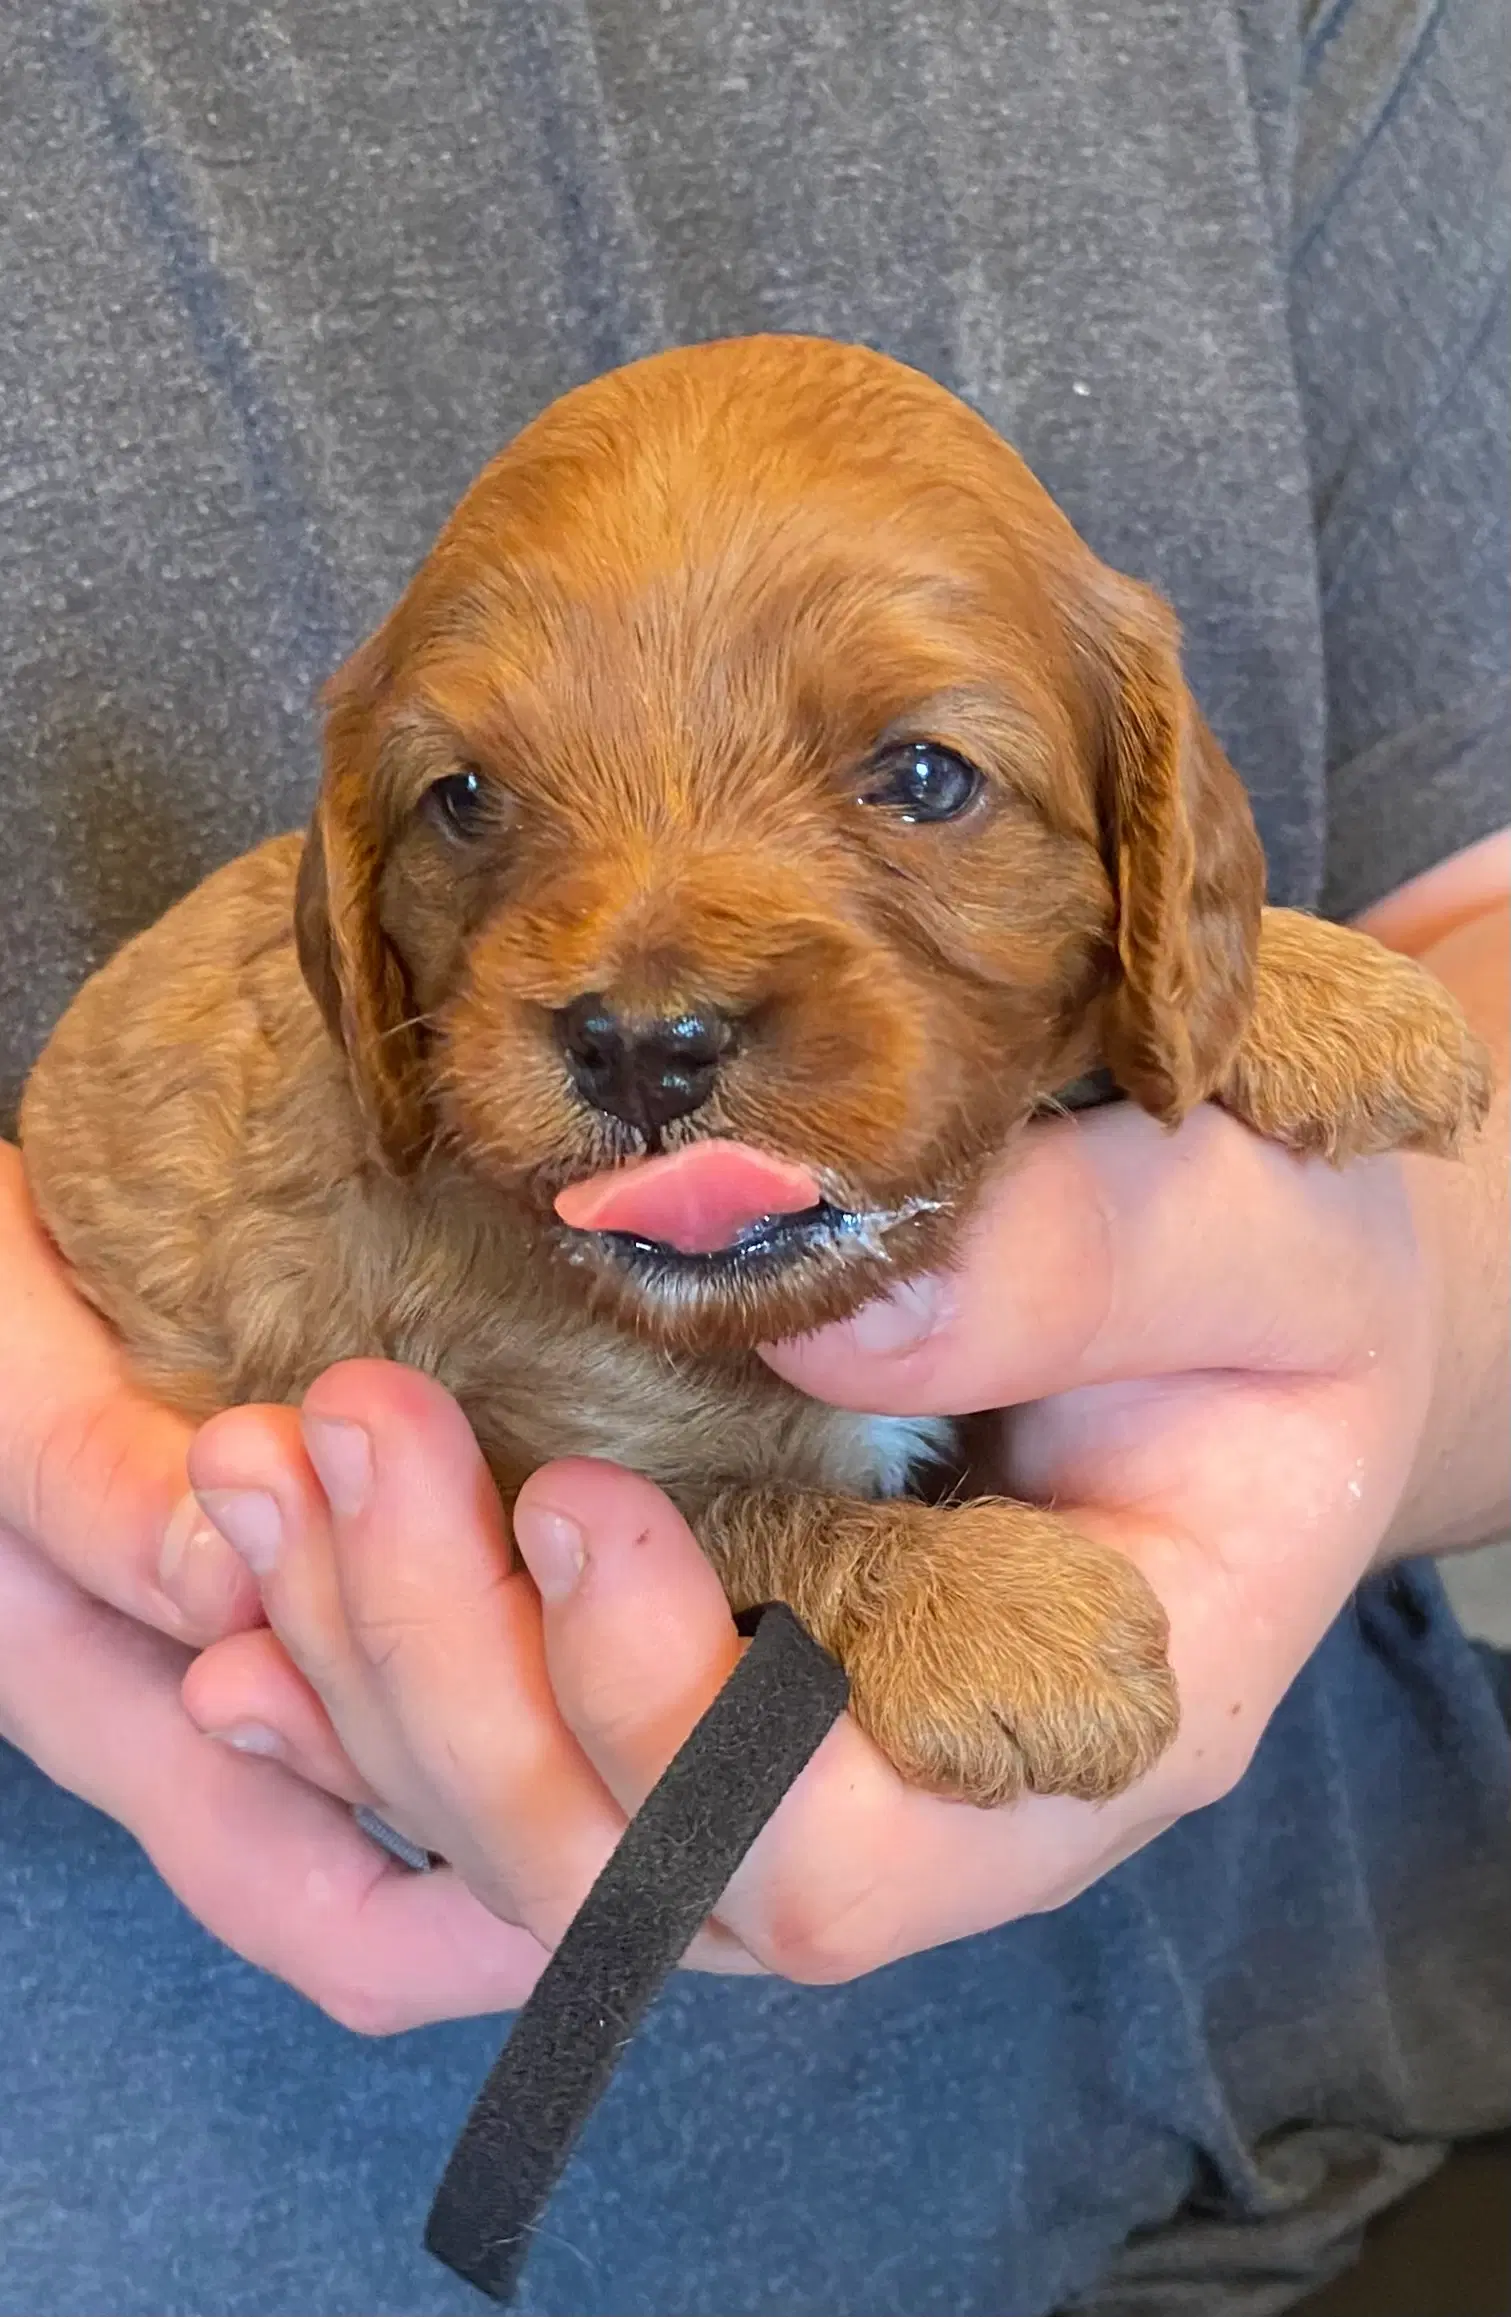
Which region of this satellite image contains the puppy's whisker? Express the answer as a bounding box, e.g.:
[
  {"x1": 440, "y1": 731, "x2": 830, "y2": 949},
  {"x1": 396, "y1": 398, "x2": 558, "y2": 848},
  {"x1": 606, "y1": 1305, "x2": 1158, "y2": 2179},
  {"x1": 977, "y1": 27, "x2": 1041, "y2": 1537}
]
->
[{"x1": 376, "y1": 1011, "x2": 435, "y2": 1043}]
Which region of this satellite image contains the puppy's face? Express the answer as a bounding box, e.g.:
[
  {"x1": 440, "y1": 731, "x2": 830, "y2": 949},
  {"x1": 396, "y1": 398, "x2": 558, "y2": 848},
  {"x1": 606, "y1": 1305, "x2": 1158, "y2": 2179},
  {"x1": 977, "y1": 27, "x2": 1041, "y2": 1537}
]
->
[{"x1": 297, "y1": 337, "x2": 1262, "y2": 1349}]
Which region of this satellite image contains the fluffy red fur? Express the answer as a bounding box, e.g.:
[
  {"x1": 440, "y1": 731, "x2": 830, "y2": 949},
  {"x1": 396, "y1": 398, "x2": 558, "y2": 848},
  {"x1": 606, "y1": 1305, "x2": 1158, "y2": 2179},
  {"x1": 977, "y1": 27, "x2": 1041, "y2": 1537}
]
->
[{"x1": 21, "y1": 337, "x2": 1489, "y2": 1804}]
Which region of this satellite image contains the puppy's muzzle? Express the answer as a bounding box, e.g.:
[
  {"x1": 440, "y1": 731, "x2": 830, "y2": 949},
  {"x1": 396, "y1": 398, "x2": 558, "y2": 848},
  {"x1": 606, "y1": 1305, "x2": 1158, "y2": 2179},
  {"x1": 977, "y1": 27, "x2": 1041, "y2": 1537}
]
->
[{"x1": 556, "y1": 994, "x2": 736, "y2": 1133}]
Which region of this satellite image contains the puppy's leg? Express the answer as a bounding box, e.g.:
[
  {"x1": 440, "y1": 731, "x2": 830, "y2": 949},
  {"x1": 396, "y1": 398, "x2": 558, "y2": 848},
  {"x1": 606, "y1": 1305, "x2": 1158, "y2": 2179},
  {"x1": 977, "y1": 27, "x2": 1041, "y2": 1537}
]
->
[
  {"x1": 696, "y1": 1488, "x2": 1177, "y2": 1806},
  {"x1": 1217, "y1": 907, "x2": 1490, "y2": 1163}
]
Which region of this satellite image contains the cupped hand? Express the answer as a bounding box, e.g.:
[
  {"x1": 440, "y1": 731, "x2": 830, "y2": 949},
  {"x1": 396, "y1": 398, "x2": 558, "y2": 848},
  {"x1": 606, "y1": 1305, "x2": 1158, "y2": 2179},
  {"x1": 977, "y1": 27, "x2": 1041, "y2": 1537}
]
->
[
  {"x1": 0, "y1": 1142, "x2": 545, "y2": 2029},
  {"x1": 183, "y1": 1095, "x2": 1439, "y2": 1993}
]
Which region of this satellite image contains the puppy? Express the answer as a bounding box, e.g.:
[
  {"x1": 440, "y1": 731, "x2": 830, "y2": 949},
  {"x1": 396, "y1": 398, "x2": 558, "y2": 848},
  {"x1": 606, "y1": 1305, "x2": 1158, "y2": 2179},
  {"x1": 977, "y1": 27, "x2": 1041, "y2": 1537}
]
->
[{"x1": 20, "y1": 336, "x2": 1488, "y2": 1806}]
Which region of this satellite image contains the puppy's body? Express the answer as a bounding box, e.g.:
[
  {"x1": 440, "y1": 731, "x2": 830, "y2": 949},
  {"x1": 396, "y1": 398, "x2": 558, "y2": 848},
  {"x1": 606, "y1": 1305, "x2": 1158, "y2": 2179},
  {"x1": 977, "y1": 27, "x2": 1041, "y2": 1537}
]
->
[{"x1": 22, "y1": 336, "x2": 1488, "y2": 1805}]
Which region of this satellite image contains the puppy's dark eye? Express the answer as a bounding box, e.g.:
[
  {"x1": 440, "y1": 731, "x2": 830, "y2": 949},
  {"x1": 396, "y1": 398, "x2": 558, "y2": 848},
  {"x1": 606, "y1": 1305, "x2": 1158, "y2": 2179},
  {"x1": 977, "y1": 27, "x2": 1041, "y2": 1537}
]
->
[
  {"x1": 858, "y1": 742, "x2": 983, "y2": 824},
  {"x1": 426, "y1": 767, "x2": 490, "y2": 840}
]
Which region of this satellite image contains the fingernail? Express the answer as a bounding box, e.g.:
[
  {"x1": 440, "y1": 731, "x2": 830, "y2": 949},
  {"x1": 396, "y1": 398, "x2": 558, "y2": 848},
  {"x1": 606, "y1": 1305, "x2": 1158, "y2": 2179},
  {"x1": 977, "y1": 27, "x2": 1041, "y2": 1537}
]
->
[
  {"x1": 302, "y1": 1414, "x2": 373, "y2": 1518},
  {"x1": 159, "y1": 1492, "x2": 250, "y2": 1622},
  {"x1": 513, "y1": 1502, "x2": 585, "y2": 1602},
  {"x1": 195, "y1": 1487, "x2": 282, "y2": 1575},
  {"x1": 206, "y1": 1722, "x2": 285, "y2": 1759},
  {"x1": 845, "y1": 1273, "x2": 950, "y2": 1356}
]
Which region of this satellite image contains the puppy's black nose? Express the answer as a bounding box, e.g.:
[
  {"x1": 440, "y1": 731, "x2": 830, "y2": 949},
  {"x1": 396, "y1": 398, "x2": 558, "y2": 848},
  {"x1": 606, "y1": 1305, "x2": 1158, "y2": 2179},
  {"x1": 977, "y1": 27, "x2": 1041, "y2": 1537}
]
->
[{"x1": 557, "y1": 995, "x2": 733, "y2": 1132}]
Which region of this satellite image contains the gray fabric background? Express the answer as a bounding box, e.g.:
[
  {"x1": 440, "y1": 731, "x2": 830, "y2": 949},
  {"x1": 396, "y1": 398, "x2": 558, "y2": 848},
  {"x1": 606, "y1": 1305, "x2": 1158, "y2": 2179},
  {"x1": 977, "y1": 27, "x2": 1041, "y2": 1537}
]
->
[
  {"x1": 1, "y1": 0, "x2": 1505, "y2": 1128},
  {"x1": 0, "y1": 5, "x2": 1506, "y2": 2314}
]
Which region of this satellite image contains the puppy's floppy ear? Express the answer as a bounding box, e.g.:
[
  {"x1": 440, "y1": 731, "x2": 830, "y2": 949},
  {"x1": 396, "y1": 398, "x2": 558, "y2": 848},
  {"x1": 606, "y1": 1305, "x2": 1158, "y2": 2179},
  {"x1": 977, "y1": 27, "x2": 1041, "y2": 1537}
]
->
[
  {"x1": 294, "y1": 633, "x2": 429, "y2": 1169},
  {"x1": 1087, "y1": 578, "x2": 1265, "y2": 1123}
]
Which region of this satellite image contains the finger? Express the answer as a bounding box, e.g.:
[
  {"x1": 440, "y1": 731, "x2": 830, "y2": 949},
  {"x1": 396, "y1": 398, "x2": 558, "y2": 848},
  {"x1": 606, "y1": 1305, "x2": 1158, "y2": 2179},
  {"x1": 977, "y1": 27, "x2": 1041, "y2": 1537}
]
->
[
  {"x1": 182, "y1": 1625, "x2": 380, "y2": 1808},
  {"x1": 511, "y1": 1458, "x2": 745, "y2": 1805},
  {"x1": 510, "y1": 1457, "x2": 881, "y2": 1968},
  {"x1": 0, "y1": 1144, "x2": 258, "y2": 1641},
  {"x1": 189, "y1": 1397, "x2": 454, "y2": 1829},
  {"x1": 189, "y1": 1400, "x2": 355, "y2": 1696},
  {"x1": 761, "y1": 1103, "x2": 1412, "y2": 1417},
  {"x1": 512, "y1": 1458, "x2": 1266, "y2": 1981},
  {"x1": 191, "y1": 1363, "x2": 632, "y2": 1951},
  {"x1": 0, "y1": 1520, "x2": 547, "y2": 2027},
  {"x1": 510, "y1": 1458, "x2": 1032, "y2": 1977},
  {"x1": 194, "y1": 1391, "x2": 1185, "y2": 1986}
]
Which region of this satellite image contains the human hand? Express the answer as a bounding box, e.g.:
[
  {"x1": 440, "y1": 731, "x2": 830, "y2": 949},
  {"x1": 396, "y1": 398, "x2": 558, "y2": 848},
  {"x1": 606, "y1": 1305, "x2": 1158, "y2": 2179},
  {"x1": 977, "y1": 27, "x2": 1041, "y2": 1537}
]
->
[
  {"x1": 181, "y1": 1087, "x2": 1441, "y2": 1994},
  {"x1": 0, "y1": 1142, "x2": 545, "y2": 2028}
]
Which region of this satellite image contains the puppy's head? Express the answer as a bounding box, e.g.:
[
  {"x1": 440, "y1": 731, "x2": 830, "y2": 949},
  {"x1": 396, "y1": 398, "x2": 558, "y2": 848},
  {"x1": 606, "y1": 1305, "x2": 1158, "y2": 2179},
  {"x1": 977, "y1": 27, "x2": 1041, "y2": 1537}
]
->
[{"x1": 296, "y1": 336, "x2": 1263, "y2": 1349}]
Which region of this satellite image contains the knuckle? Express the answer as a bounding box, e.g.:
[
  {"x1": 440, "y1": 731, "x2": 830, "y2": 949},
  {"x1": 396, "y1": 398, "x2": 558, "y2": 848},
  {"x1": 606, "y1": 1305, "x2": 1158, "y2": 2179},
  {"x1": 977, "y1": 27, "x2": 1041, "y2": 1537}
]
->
[
  {"x1": 22, "y1": 1394, "x2": 162, "y2": 1610},
  {"x1": 747, "y1": 1884, "x2": 890, "y2": 1987},
  {"x1": 346, "y1": 1567, "x2": 509, "y2": 1682},
  {"x1": 305, "y1": 1968, "x2": 415, "y2": 2038},
  {"x1": 760, "y1": 1923, "x2": 878, "y2": 1987},
  {"x1": 346, "y1": 1609, "x2": 421, "y2": 1676},
  {"x1": 274, "y1": 1616, "x2": 353, "y2": 1698},
  {"x1": 572, "y1": 1679, "x2": 649, "y2": 1756},
  {"x1": 23, "y1": 1394, "x2": 114, "y2": 1548},
  {"x1": 563, "y1": 1652, "x2": 675, "y2": 1760},
  {"x1": 1183, "y1": 1735, "x2": 1254, "y2": 1813}
]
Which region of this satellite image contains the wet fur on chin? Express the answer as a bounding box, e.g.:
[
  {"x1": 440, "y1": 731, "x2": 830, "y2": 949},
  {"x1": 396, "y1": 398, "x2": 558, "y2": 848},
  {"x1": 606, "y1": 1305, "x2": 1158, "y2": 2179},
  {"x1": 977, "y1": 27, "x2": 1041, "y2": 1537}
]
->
[{"x1": 20, "y1": 336, "x2": 1491, "y2": 1805}]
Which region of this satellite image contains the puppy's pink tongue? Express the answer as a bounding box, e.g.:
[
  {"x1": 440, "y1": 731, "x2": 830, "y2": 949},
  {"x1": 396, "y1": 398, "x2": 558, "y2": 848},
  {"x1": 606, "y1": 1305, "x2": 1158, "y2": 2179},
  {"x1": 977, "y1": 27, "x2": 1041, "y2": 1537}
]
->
[{"x1": 554, "y1": 1142, "x2": 822, "y2": 1255}]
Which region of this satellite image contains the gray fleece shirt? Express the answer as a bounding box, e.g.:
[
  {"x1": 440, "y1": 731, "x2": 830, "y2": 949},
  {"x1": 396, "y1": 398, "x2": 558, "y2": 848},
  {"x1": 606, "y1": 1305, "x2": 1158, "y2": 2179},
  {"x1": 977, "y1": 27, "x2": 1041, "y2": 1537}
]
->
[{"x1": 0, "y1": 8, "x2": 1506, "y2": 2316}]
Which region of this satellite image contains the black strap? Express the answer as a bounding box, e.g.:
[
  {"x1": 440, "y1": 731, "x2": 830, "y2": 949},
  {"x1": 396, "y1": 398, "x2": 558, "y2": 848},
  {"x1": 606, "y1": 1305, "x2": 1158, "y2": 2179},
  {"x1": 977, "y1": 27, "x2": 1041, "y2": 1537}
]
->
[
  {"x1": 1037, "y1": 1065, "x2": 1124, "y2": 1115},
  {"x1": 423, "y1": 1602, "x2": 850, "y2": 2305}
]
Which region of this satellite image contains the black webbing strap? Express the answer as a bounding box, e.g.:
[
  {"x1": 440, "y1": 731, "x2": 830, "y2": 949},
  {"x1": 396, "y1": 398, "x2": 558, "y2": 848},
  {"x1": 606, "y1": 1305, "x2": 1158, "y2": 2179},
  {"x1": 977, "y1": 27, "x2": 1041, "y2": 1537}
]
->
[{"x1": 423, "y1": 1602, "x2": 850, "y2": 2305}]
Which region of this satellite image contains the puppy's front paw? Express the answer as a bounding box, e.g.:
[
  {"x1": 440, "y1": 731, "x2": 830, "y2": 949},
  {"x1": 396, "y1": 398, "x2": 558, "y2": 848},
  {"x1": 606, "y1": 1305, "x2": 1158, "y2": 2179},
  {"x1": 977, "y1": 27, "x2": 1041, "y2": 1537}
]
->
[
  {"x1": 699, "y1": 1486, "x2": 1178, "y2": 1808},
  {"x1": 1220, "y1": 909, "x2": 1491, "y2": 1164},
  {"x1": 837, "y1": 1500, "x2": 1178, "y2": 1806}
]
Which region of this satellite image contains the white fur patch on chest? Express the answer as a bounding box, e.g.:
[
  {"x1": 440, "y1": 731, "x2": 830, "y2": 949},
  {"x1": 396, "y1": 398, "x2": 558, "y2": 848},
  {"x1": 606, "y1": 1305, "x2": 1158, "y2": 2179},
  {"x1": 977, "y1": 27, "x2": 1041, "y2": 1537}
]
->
[{"x1": 846, "y1": 1411, "x2": 957, "y2": 1498}]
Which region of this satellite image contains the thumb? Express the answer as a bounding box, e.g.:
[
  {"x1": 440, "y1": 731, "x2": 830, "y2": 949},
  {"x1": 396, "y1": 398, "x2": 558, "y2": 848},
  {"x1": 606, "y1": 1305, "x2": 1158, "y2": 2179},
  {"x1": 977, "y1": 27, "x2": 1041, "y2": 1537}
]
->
[
  {"x1": 0, "y1": 1143, "x2": 259, "y2": 1640},
  {"x1": 760, "y1": 1105, "x2": 1397, "y2": 1418}
]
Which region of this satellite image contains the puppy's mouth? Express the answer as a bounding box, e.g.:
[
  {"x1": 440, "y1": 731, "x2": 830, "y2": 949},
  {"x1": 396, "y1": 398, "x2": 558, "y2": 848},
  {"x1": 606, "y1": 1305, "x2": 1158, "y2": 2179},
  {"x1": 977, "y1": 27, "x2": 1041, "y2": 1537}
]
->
[{"x1": 551, "y1": 1141, "x2": 938, "y2": 1286}]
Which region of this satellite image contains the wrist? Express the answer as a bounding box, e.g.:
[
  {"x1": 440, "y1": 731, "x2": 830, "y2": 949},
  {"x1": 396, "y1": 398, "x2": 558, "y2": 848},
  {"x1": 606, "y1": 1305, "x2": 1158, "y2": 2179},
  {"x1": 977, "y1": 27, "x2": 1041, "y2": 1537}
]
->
[{"x1": 1372, "y1": 890, "x2": 1510, "y2": 1561}]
